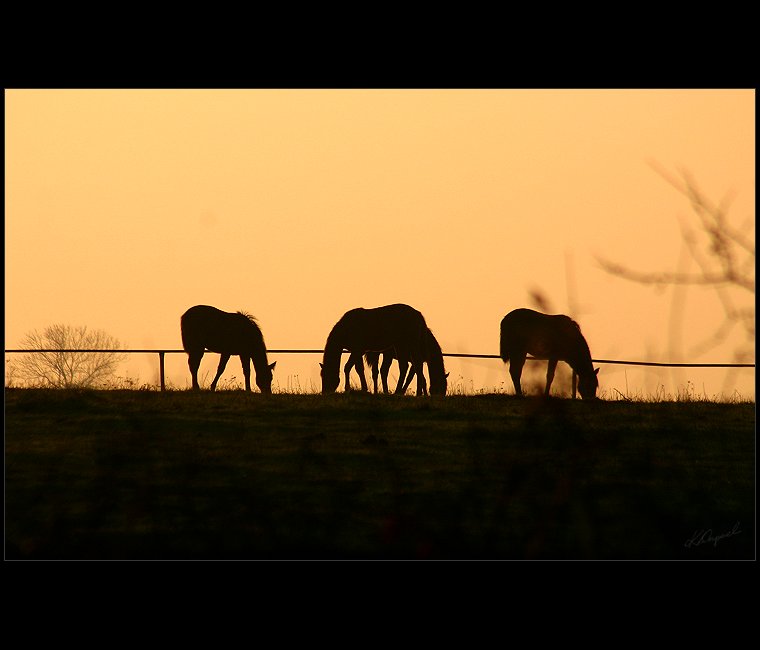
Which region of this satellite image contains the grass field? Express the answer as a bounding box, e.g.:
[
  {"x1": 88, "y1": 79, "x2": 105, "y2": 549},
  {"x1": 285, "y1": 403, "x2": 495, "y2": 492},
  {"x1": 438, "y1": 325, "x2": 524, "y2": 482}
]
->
[{"x1": 4, "y1": 388, "x2": 755, "y2": 560}]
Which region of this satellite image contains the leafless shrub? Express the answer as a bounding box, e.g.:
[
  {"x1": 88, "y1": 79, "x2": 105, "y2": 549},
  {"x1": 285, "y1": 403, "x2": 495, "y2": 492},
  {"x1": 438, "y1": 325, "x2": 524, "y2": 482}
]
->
[{"x1": 13, "y1": 324, "x2": 127, "y2": 388}]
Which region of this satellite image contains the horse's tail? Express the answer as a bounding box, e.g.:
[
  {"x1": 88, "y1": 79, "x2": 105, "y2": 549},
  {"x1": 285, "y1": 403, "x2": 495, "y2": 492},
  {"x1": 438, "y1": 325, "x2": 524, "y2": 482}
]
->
[
  {"x1": 180, "y1": 312, "x2": 193, "y2": 352},
  {"x1": 364, "y1": 350, "x2": 380, "y2": 368},
  {"x1": 499, "y1": 321, "x2": 509, "y2": 363}
]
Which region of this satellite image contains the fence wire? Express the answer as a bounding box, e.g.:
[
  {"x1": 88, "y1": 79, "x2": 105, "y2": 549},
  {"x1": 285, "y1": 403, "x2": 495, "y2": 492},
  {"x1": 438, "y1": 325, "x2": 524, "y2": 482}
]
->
[{"x1": 5, "y1": 348, "x2": 755, "y2": 368}]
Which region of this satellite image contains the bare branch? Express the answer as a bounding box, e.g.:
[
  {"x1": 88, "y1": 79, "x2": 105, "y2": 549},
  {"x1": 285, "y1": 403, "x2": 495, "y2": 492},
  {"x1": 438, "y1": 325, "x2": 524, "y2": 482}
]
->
[
  {"x1": 596, "y1": 258, "x2": 752, "y2": 291},
  {"x1": 16, "y1": 324, "x2": 127, "y2": 388},
  {"x1": 600, "y1": 167, "x2": 754, "y2": 373},
  {"x1": 649, "y1": 160, "x2": 755, "y2": 255}
]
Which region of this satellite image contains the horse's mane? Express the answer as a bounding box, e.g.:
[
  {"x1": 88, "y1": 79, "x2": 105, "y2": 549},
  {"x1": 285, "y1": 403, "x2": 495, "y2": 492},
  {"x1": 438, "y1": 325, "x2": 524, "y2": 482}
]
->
[
  {"x1": 323, "y1": 321, "x2": 347, "y2": 364},
  {"x1": 236, "y1": 310, "x2": 259, "y2": 325},
  {"x1": 425, "y1": 327, "x2": 443, "y2": 352},
  {"x1": 236, "y1": 310, "x2": 266, "y2": 348},
  {"x1": 564, "y1": 316, "x2": 591, "y2": 358}
]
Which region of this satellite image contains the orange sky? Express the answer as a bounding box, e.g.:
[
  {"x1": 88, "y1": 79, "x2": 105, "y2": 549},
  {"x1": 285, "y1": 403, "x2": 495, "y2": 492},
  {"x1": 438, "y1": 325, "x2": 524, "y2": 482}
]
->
[{"x1": 5, "y1": 89, "x2": 755, "y2": 398}]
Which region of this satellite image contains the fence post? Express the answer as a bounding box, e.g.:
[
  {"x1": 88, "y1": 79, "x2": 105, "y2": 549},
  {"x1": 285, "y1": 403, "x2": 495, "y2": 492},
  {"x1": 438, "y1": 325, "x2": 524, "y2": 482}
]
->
[{"x1": 159, "y1": 352, "x2": 165, "y2": 392}]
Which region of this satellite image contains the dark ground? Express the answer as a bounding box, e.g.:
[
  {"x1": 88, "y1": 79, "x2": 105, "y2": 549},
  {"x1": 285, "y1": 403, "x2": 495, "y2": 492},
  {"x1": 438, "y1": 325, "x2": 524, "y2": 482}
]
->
[{"x1": 4, "y1": 389, "x2": 755, "y2": 560}]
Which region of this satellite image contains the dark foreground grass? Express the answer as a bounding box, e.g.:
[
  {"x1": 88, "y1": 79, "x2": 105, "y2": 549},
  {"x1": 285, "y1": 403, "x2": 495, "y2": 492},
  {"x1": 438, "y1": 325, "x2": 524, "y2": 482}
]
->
[{"x1": 5, "y1": 389, "x2": 755, "y2": 560}]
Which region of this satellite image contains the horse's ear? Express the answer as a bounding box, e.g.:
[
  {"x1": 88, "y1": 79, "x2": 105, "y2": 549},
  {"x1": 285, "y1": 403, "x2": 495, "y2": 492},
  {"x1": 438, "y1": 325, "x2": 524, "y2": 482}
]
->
[
  {"x1": 445, "y1": 372, "x2": 450, "y2": 379},
  {"x1": 595, "y1": 368, "x2": 600, "y2": 375},
  {"x1": 269, "y1": 361, "x2": 277, "y2": 371},
  {"x1": 319, "y1": 363, "x2": 323, "y2": 369}
]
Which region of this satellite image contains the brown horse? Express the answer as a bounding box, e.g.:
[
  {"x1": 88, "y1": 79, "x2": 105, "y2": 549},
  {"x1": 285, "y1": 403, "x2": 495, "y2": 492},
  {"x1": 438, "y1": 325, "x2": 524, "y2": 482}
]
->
[
  {"x1": 500, "y1": 308, "x2": 598, "y2": 399},
  {"x1": 320, "y1": 304, "x2": 427, "y2": 395},
  {"x1": 181, "y1": 305, "x2": 276, "y2": 393},
  {"x1": 364, "y1": 327, "x2": 449, "y2": 396}
]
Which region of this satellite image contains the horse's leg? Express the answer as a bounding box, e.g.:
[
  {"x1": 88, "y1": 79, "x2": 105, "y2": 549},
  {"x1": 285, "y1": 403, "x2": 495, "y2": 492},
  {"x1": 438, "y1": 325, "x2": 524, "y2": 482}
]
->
[
  {"x1": 545, "y1": 358, "x2": 558, "y2": 397},
  {"x1": 355, "y1": 355, "x2": 368, "y2": 392},
  {"x1": 188, "y1": 351, "x2": 203, "y2": 390},
  {"x1": 380, "y1": 354, "x2": 393, "y2": 393},
  {"x1": 412, "y1": 357, "x2": 426, "y2": 397},
  {"x1": 402, "y1": 368, "x2": 414, "y2": 393},
  {"x1": 344, "y1": 352, "x2": 368, "y2": 392},
  {"x1": 418, "y1": 369, "x2": 428, "y2": 397},
  {"x1": 403, "y1": 365, "x2": 428, "y2": 395},
  {"x1": 509, "y1": 353, "x2": 526, "y2": 396},
  {"x1": 240, "y1": 355, "x2": 252, "y2": 391},
  {"x1": 395, "y1": 358, "x2": 410, "y2": 394},
  {"x1": 344, "y1": 354, "x2": 356, "y2": 391},
  {"x1": 371, "y1": 357, "x2": 379, "y2": 394},
  {"x1": 210, "y1": 354, "x2": 231, "y2": 391}
]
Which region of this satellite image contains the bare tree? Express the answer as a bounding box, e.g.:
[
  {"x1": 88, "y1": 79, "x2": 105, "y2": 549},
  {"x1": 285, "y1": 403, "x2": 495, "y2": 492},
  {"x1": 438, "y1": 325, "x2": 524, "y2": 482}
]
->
[
  {"x1": 597, "y1": 165, "x2": 755, "y2": 380},
  {"x1": 12, "y1": 324, "x2": 127, "y2": 388}
]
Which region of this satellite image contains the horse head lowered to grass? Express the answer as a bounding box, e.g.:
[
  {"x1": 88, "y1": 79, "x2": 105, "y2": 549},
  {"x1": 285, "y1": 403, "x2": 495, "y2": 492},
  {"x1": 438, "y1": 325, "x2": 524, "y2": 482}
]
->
[
  {"x1": 320, "y1": 303, "x2": 434, "y2": 396},
  {"x1": 500, "y1": 308, "x2": 598, "y2": 399},
  {"x1": 363, "y1": 327, "x2": 448, "y2": 396},
  {"x1": 181, "y1": 305, "x2": 276, "y2": 393}
]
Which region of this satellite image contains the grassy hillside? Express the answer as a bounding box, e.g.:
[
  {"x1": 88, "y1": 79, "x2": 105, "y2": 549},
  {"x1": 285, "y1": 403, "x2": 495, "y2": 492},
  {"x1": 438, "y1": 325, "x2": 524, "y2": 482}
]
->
[{"x1": 5, "y1": 389, "x2": 755, "y2": 560}]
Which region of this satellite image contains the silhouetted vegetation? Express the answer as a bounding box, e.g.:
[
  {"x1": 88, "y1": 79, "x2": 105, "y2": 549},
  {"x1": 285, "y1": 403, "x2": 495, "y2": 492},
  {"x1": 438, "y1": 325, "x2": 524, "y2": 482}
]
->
[
  {"x1": 8, "y1": 324, "x2": 126, "y2": 388},
  {"x1": 6, "y1": 389, "x2": 753, "y2": 560},
  {"x1": 598, "y1": 166, "x2": 754, "y2": 389}
]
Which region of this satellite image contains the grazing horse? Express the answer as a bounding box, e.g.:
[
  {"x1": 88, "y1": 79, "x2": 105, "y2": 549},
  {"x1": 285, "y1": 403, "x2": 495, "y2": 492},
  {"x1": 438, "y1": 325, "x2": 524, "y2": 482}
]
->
[
  {"x1": 499, "y1": 308, "x2": 598, "y2": 399},
  {"x1": 181, "y1": 305, "x2": 276, "y2": 393},
  {"x1": 320, "y1": 304, "x2": 427, "y2": 395},
  {"x1": 364, "y1": 327, "x2": 449, "y2": 396}
]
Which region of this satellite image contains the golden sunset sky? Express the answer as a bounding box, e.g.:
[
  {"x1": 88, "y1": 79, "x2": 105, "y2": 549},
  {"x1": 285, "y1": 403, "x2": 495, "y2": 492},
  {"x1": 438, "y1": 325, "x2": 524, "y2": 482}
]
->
[{"x1": 5, "y1": 89, "x2": 755, "y2": 398}]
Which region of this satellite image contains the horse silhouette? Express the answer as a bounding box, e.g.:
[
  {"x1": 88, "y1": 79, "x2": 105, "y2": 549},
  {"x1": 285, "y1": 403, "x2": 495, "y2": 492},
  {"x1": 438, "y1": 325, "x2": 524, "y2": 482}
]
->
[
  {"x1": 320, "y1": 303, "x2": 427, "y2": 395},
  {"x1": 181, "y1": 305, "x2": 276, "y2": 393},
  {"x1": 500, "y1": 308, "x2": 598, "y2": 399},
  {"x1": 363, "y1": 327, "x2": 449, "y2": 396}
]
